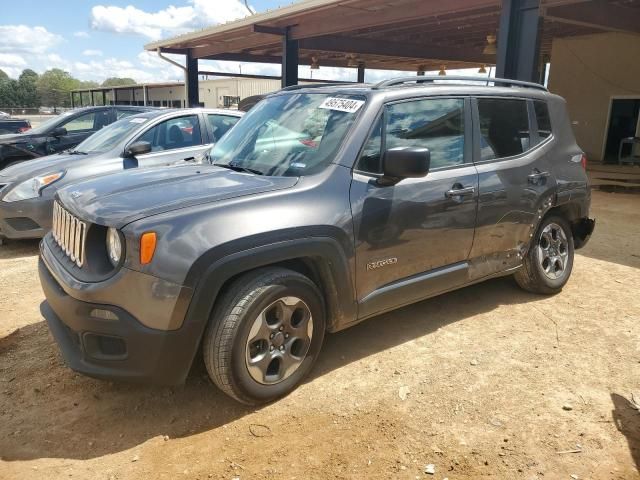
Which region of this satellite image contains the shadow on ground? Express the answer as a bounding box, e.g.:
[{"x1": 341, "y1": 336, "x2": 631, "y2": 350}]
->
[
  {"x1": 612, "y1": 393, "x2": 640, "y2": 471},
  {"x1": 0, "y1": 276, "x2": 541, "y2": 461},
  {"x1": 0, "y1": 239, "x2": 40, "y2": 260}
]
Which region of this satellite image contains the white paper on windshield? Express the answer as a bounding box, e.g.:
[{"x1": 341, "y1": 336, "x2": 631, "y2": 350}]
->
[
  {"x1": 318, "y1": 97, "x2": 365, "y2": 113},
  {"x1": 129, "y1": 118, "x2": 147, "y2": 124}
]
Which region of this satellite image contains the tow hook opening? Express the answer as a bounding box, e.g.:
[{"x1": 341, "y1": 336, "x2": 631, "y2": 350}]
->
[{"x1": 572, "y1": 218, "x2": 595, "y2": 249}]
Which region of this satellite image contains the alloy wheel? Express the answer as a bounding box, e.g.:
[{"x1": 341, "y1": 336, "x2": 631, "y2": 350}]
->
[
  {"x1": 245, "y1": 296, "x2": 314, "y2": 385},
  {"x1": 537, "y1": 222, "x2": 569, "y2": 280}
]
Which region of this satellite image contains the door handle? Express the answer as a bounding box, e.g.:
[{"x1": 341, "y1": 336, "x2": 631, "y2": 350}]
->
[
  {"x1": 528, "y1": 170, "x2": 550, "y2": 184},
  {"x1": 184, "y1": 157, "x2": 196, "y2": 162},
  {"x1": 445, "y1": 186, "x2": 475, "y2": 198}
]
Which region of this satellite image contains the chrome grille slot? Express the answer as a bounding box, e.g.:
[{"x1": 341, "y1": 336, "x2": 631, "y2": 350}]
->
[{"x1": 52, "y1": 201, "x2": 87, "y2": 268}]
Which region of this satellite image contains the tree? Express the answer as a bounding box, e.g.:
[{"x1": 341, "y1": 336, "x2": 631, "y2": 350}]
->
[
  {"x1": 102, "y1": 77, "x2": 137, "y2": 87},
  {"x1": 36, "y1": 69, "x2": 80, "y2": 108},
  {"x1": 17, "y1": 69, "x2": 39, "y2": 107}
]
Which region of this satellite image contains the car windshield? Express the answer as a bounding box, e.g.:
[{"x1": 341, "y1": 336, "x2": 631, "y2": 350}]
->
[
  {"x1": 28, "y1": 111, "x2": 76, "y2": 135},
  {"x1": 210, "y1": 93, "x2": 365, "y2": 176},
  {"x1": 74, "y1": 116, "x2": 150, "y2": 154}
]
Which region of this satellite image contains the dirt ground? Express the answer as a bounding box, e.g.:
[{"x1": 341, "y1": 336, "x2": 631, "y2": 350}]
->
[{"x1": 1, "y1": 190, "x2": 639, "y2": 480}]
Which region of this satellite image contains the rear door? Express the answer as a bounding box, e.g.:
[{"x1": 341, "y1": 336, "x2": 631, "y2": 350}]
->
[
  {"x1": 469, "y1": 96, "x2": 557, "y2": 277},
  {"x1": 350, "y1": 96, "x2": 478, "y2": 318},
  {"x1": 130, "y1": 114, "x2": 209, "y2": 167}
]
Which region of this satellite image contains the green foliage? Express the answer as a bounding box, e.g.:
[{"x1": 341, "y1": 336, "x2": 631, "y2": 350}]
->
[
  {"x1": 102, "y1": 77, "x2": 137, "y2": 87},
  {"x1": 0, "y1": 69, "x2": 123, "y2": 108},
  {"x1": 36, "y1": 68, "x2": 80, "y2": 108},
  {"x1": 0, "y1": 69, "x2": 40, "y2": 108}
]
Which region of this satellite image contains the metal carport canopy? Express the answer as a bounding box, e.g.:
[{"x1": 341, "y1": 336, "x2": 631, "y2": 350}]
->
[{"x1": 144, "y1": 0, "x2": 640, "y2": 103}]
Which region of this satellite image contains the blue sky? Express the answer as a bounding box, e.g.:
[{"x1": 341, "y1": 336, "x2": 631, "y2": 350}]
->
[
  {"x1": 0, "y1": 0, "x2": 473, "y2": 84},
  {"x1": 0, "y1": 0, "x2": 300, "y2": 82}
]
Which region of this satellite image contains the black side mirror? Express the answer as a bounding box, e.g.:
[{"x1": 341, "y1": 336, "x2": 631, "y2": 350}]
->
[
  {"x1": 51, "y1": 126, "x2": 67, "y2": 137},
  {"x1": 124, "y1": 141, "x2": 152, "y2": 158},
  {"x1": 378, "y1": 147, "x2": 430, "y2": 185}
]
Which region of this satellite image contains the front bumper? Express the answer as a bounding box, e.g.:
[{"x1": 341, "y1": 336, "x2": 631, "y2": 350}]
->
[
  {"x1": 0, "y1": 197, "x2": 52, "y2": 239},
  {"x1": 39, "y1": 259, "x2": 201, "y2": 385}
]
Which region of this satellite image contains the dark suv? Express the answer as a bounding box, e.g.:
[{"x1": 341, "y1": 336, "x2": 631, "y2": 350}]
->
[{"x1": 39, "y1": 77, "x2": 594, "y2": 404}]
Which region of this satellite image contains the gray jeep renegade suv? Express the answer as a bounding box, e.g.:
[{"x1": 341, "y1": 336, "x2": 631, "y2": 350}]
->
[{"x1": 39, "y1": 77, "x2": 595, "y2": 404}]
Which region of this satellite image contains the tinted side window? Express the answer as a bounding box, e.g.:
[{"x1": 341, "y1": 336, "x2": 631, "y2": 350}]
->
[
  {"x1": 208, "y1": 114, "x2": 240, "y2": 142},
  {"x1": 136, "y1": 115, "x2": 202, "y2": 152},
  {"x1": 385, "y1": 98, "x2": 465, "y2": 169},
  {"x1": 534, "y1": 101, "x2": 552, "y2": 140},
  {"x1": 62, "y1": 111, "x2": 107, "y2": 133},
  {"x1": 477, "y1": 98, "x2": 531, "y2": 160}
]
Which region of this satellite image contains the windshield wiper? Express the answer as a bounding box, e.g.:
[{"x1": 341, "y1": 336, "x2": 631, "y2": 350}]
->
[
  {"x1": 215, "y1": 163, "x2": 263, "y2": 175},
  {"x1": 67, "y1": 150, "x2": 88, "y2": 155}
]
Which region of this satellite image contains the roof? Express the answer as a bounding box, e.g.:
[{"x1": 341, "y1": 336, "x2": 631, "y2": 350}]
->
[
  {"x1": 71, "y1": 82, "x2": 184, "y2": 93},
  {"x1": 144, "y1": 0, "x2": 640, "y2": 72}
]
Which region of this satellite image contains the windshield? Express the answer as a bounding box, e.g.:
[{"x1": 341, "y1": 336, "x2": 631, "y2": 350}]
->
[
  {"x1": 28, "y1": 111, "x2": 76, "y2": 135},
  {"x1": 210, "y1": 93, "x2": 365, "y2": 176},
  {"x1": 74, "y1": 116, "x2": 150, "y2": 154}
]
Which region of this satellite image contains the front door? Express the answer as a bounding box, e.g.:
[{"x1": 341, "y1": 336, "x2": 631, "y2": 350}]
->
[
  {"x1": 350, "y1": 97, "x2": 478, "y2": 318},
  {"x1": 131, "y1": 114, "x2": 210, "y2": 167},
  {"x1": 469, "y1": 97, "x2": 558, "y2": 278},
  {"x1": 49, "y1": 109, "x2": 111, "y2": 153}
]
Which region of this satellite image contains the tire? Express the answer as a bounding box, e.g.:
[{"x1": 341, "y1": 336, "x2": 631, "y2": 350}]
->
[
  {"x1": 515, "y1": 214, "x2": 574, "y2": 294},
  {"x1": 202, "y1": 267, "x2": 326, "y2": 405}
]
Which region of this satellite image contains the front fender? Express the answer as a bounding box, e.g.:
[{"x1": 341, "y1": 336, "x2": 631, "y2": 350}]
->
[{"x1": 182, "y1": 230, "x2": 357, "y2": 342}]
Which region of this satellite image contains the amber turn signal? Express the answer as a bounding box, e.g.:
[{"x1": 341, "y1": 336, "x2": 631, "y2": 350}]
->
[{"x1": 140, "y1": 232, "x2": 157, "y2": 265}]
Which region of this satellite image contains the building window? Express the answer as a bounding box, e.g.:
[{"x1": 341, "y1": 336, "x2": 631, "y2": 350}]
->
[{"x1": 223, "y1": 96, "x2": 240, "y2": 108}]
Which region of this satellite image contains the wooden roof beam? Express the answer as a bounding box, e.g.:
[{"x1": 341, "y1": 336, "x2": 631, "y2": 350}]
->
[
  {"x1": 543, "y1": 0, "x2": 640, "y2": 34},
  {"x1": 287, "y1": 0, "x2": 499, "y2": 40},
  {"x1": 299, "y1": 34, "x2": 494, "y2": 63}
]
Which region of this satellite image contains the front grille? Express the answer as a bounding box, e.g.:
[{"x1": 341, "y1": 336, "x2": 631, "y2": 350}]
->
[{"x1": 52, "y1": 201, "x2": 87, "y2": 268}]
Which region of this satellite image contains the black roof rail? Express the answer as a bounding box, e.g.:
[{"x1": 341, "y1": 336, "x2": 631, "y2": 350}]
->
[{"x1": 373, "y1": 76, "x2": 547, "y2": 91}]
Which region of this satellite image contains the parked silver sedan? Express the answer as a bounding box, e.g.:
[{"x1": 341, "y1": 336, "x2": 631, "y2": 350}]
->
[{"x1": 0, "y1": 108, "x2": 243, "y2": 241}]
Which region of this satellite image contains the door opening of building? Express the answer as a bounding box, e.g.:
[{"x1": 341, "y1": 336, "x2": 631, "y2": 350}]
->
[{"x1": 604, "y1": 98, "x2": 640, "y2": 164}]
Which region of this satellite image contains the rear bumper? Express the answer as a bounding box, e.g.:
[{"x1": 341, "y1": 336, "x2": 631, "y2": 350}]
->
[
  {"x1": 39, "y1": 258, "x2": 201, "y2": 385},
  {"x1": 572, "y1": 217, "x2": 595, "y2": 249},
  {"x1": 0, "y1": 197, "x2": 52, "y2": 239}
]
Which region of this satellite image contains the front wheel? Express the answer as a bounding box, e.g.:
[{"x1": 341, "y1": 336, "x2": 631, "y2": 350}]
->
[
  {"x1": 202, "y1": 267, "x2": 326, "y2": 405},
  {"x1": 515, "y1": 215, "x2": 574, "y2": 294}
]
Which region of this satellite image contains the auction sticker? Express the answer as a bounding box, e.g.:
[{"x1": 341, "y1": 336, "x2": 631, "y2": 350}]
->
[{"x1": 319, "y1": 97, "x2": 365, "y2": 113}]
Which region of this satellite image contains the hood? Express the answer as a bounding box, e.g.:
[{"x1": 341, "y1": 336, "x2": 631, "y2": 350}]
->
[
  {"x1": 0, "y1": 152, "x2": 102, "y2": 182},
  {"x1": 57, "y1": 164, "x2": 299, "y2": 228}
]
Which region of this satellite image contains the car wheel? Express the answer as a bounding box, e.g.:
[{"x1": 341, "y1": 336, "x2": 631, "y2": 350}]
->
[
  {"x1": 202, "y1": 267, "x2": 326, "y2": 405},
  {"x1": 515, "y1": 215, "x2": 574, "y2": 294}
]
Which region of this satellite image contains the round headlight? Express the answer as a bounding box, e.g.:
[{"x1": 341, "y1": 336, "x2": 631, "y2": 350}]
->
[{"x1": 106, "y1": 227, "x2": 122, "y2": 266}]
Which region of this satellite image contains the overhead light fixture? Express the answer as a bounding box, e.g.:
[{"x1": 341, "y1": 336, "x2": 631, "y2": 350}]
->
[
  {"x1": 483, "y1": 34, "x2": 497, "y2": 55},
  {"x1": 310, "y1": 56, "x2": 320, "y2": 70},
  {"x1": 478, "y1": 64, "x2": 487, "y2": 74},
  {"x1": 347, "y1": 54, "x2": 359, "y2": 68},
  {"x1": 438, "y1": 65, "x2": 447, "y2": 76}
]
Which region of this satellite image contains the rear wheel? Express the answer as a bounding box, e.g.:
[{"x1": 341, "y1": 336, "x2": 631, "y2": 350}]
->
[
  {"x1": 515, "y1": 215, "x2": 574, "y2": 294},
  {"x1": 202, "y1": 267, "x2": 325, "y2": 405}
]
